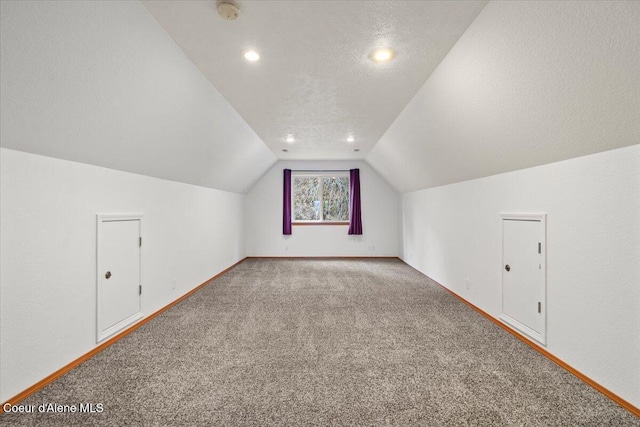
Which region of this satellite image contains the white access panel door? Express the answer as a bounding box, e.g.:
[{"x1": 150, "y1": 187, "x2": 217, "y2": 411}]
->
[
  {"x1": 97, "y1": 215, "x2": 143, "y2": 343},
  {"x1": 500, "y1": 214, "x2": 546, "y2": 345}
]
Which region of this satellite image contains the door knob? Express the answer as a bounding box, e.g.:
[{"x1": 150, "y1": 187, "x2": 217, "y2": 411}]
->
[
  {"x1": 105, "y1": 271, "x2": 112, "y2": 279},
  {"x1": 505, "y1": 265, "x2": 510, "y2": 272}
]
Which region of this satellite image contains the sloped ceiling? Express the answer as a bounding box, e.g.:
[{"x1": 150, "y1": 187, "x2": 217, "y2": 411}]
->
[
  {"x1": 141, "y1": 0, "x2": 488, "y2": 160},
  {"x1": 367, "y1": 1, "x2": 640, "y2": 192},
  {"x1": 2, "y1": 1, "x2": 638, "y2": 194},
  {"x1": 0, "y1": 1, "x2": 275, "y2": 194}
]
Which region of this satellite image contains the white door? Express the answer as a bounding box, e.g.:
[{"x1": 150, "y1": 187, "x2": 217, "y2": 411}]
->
[
  {"x1": 500, "y1": 214, "x2": 546, "y2": 345},
  {"x1": 97, "y1": 215, "x2": 143, "y2": 342}
]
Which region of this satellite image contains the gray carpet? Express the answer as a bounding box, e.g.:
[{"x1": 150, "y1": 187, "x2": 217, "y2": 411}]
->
[{"x1": 2, "y1": 258, "x2": 638, "y2": 426}]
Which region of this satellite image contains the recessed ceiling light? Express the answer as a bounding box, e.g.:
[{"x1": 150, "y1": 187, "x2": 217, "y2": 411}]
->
[
  {"x1": 370, "y1": 48, "x2": 394, "y2": 63},
  {"x1": 244, "y1": 50, "x2": 260, "y2": 62},
  {"x1": 346, "y1": 136, "x2": 355, "y2": 143},
  {"x1": 285, "y1": 135, "x2": 295, "y2": 143}
]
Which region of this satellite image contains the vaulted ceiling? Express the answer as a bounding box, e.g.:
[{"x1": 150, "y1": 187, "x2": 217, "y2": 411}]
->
[
  {"x1": 144, "y1": 0, "x2": 640, "y2": 192},
  {"x1": 142, "y1": 0, "x2": 488, "y2": 160},
  {"x1": 2, "y1": 1, "x2": 638, "y2": 194}
]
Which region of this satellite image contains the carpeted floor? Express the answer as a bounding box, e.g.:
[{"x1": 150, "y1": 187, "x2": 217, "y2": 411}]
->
[{"x1": 2, "y1": 258, "x2": 638, "y2": 426}]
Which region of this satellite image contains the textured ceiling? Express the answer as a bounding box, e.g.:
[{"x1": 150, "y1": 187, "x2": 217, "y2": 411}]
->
[
  {"x1": 0, "y1": 1, "x2": 275, "y2": 194},
  {"x1": 367, "y1": 1, "x2": 640, "y2": 192},
  {"x1": 4, "y1": 1, "x2": 635, "y2": 195},
  {"x1": 142, "y1": 0, "x2": 488, "y2": 160}
]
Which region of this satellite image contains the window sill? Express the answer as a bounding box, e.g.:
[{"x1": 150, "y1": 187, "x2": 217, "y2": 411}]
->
[{"x1": 292, "y1": 222, "x2": 349, "y2": 226}]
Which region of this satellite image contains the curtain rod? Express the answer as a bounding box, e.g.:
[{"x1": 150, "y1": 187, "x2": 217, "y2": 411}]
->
[{"x1": 291, "y1": 169, "x2": 350, "y2": 173}]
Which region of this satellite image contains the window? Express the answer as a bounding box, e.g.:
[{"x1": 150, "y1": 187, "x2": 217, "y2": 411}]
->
[{"x1": 293, "y1": 173, "x2": 349, "y2": 223}]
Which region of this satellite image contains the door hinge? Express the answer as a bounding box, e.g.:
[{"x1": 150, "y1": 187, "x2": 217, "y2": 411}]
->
[
  {"x1": 538, "y1": 242, "x2": 541, "y2": 254},
  {"x1": 139, "y1": 236, "x2": 142, "y2": 247},
  {"x1": 139, "y1": 285, "x2": 142, "y2": 295},
  {"x1": 538, "y1": 302, "x2": 541, "y2": 313}
]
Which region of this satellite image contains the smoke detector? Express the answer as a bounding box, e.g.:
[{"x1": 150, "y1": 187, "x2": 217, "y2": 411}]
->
[{"x1": 217, "y1": 1, "x2": 239, "y2": 20}]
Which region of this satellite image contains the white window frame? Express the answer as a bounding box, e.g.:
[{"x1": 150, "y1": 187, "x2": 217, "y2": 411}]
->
[{"x1": 292, "y1": 172, "x2": 350, "y2": 224}]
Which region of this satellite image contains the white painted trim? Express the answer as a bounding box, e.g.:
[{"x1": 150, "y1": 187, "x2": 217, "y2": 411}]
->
[
  {"x1": 499, "y1": 212, "x2": 547, "y2": 345},
  {"x1": 291, "y1": 171, "x2": 349, "y2": 178},
  {"x1": 97, "y1": 213, "x2": 144, "y2": 222},
  {"x1": 292, "y1": 221, "x2": 349, "y2": 224},
  {"x1": 291, "y1": 173, "x2": 350, "y2": 223},
  {"x1": 97, "y1": 312, "x2": 144, "y2": 343},
  {"x1": 499, "y1": 313, "x2": 545, "y2": 345},
  {"x1": 96, "y1": 213, "x2": 144, "y2": 343},
  {"x1": 499, "y1": 212, "x2": 546, "y2": 222}
]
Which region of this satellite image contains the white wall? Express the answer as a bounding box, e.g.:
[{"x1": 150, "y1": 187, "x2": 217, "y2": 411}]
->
[
  {"x1": 0, "y1": 148, "x2": 246, "y2": 402},
  {"x1": 401, "y1": 145, "x2": 640, "y2": 408},
  {"x1": 246, "y1": 161, "x2": 398, "y2": 257},
  {"x1": 0, "y1": 0, "x2": 397, "y2": 404},
  {"x1": 0, "y1": 0, "x2": 262, "y2": 402},
  {"x1": 368, "y1": 1, "x2": 640, "y2": 192},
  {"x1": 0, "y1": 0, "x2": 275, "y2": 193}
]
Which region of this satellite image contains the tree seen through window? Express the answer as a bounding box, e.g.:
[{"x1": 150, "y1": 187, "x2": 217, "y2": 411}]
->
[{"x1": 293, "y1": 175, "x2": 349, "y2": 222}]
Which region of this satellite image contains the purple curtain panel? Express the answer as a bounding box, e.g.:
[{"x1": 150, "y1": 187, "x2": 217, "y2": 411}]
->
[
  {"x1": 283, "y1": 169, "x2": 292, "y2": 235},
  {"x1": 348, "y1": 168, "x2": 363, "y2": 235}
]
